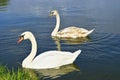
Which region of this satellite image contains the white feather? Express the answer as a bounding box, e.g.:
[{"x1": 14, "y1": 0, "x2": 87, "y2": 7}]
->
[{"x1": 18, "y1": 31, "x2": 81, "y2": 69}]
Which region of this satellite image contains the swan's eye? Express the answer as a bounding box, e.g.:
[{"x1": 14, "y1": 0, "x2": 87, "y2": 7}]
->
[{"x1": 21, "y1": 34, "x2": 25, "y2": 39}]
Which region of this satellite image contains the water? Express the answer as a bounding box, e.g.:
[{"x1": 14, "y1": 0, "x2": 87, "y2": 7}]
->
[{"x1": 0, "y1": 0, "x2": 120, "y2": 80}]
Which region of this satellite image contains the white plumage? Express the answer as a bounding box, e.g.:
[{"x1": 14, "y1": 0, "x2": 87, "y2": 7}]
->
[{"x1": 17, "y1": 31, "x2": 81, "y2": 69}]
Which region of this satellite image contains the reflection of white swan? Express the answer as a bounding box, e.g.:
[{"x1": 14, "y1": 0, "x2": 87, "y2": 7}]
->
[
  {"x1": 17, "y1": 31, "x2": 81, "y2": 69},
  {"x1": 35, "y1": 64, "x2": 80, "y2": 79},
  {"x1": 49, "y1": 10, "x2": 95, "y2": 38}
]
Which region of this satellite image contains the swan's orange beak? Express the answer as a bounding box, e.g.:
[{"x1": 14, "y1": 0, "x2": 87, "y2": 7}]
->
[{"x1": 17, "y1": 36, "x2": 24, "y2": 44}]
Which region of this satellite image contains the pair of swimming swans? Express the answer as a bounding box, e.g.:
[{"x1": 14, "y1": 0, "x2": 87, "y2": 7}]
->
[{"x1": 17, "y1": 10, "x2": 94, "y2": 69}]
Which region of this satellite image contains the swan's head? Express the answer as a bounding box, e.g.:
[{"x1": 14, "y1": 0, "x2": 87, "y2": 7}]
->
[
  {"x1": 49, "y1": 10, "x2": 58, "y2": 16},
  {"x1": 17, "y1": 31, "x2": 33, "y2": 44}
]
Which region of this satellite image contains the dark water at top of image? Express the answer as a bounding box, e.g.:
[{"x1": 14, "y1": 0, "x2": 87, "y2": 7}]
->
[{"x1": 0, "y1": 0, "x2": 120, "y2": 80}]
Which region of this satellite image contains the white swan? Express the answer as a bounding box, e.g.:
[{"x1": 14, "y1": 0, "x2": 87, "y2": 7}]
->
[
  {"x1": 49, "y1": 10, "x2": 95, "y2": 38},
  {"x1": 17, "y1": 31, "x2": 81, "y2": 69}
]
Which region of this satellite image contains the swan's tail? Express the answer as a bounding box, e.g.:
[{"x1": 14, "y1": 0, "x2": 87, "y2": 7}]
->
[
  {"x1": 85, "y1": 28, "x2": 95, "y2": 37},
  {"x1": 73, "y1": 50, "x2": 81, "y2": 60}
]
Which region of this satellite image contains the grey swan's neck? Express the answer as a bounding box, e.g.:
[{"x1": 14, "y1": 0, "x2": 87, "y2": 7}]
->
[{"x1": 51, "y1": 12, "x2": 60, "y2": 36}]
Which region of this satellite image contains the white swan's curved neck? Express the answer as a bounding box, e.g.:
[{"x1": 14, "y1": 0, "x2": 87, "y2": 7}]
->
[
  {"x1": 51, "y1": 13, "x2": 60, "y2": 36},
  {"x1": 22, "y1": 34, "x2": 37, "y2": 66}
]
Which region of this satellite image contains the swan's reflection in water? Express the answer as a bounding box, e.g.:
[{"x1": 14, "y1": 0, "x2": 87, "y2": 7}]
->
[
  {"x1": 52, "y1": 36, "x2": 90, "y2": 45},
  {"x1": 35, "y1": 64, "x2": 80, "y2": 79},
  {"x1": 52, "y1": 36, "x2": 90, "y2": 51},
  {"x1": 54, "y1": 38, "x2": 61, "y2": 51},
  {"x1": 23, "y1": 61, "x2": 80, "y2": 79}
]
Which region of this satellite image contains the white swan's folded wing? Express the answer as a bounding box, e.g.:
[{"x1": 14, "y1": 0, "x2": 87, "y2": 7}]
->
[{"x1": 32, "y1": 51, "x2": 74, "y2": 69}]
